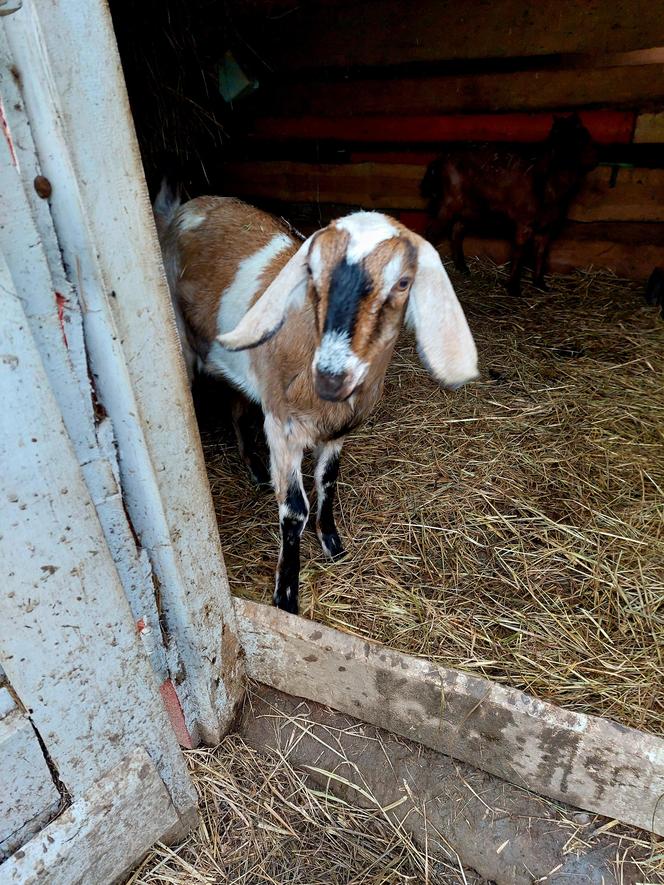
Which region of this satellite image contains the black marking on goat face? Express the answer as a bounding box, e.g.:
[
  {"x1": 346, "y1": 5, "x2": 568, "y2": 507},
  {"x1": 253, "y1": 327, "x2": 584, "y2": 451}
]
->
[{"x1": 323, "y1": 257, "x2": 372, "y2": 336}]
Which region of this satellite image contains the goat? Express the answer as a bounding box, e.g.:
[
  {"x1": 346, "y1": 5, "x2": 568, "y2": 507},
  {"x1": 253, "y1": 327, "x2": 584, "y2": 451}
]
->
[
  {"x1": 155, "y1": 188, "x2": 478, "y2": 614},
  {"x1": 421, "y1": 114, "x2": 599, "y2": 296},
  {"x1": 645, "y1": 267, "x2": 664, "y2": 318}
]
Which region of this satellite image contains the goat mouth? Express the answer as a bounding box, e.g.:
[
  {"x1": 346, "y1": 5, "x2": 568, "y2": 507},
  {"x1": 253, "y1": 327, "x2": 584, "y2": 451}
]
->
[{"x1": 317, "y1": 388, "x2": 354, "y2": 403}]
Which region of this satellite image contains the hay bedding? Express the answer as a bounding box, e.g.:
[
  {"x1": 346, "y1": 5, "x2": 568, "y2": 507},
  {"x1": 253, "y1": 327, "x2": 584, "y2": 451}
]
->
[
  {"x1": 201, "y1": 260, "x2": 663, "y2": 736},
  {"x1": 129, "y1": 707, "x2": 662, "y2": 885},
  {"x1": 129, "y1": 732, "x2": 476, "y2": 884}
]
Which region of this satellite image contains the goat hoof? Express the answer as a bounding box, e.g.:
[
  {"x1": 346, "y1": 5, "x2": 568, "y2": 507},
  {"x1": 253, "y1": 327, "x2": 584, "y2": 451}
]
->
[
  {"x1": 273, "y1": 587, "x2": 299, "y2": 615},
  {"x1": 455, "y1": 264, "x2": 471, "y2": 276},
  {"x1": 319, "y1": 529, "x2": 345, "y2": 561},
  {"x1": 533, "y1": 278, "x2": 548, "y2": 292},
  {"x1": 505, "y1": 283, "x2": 521, "y2": 297}
]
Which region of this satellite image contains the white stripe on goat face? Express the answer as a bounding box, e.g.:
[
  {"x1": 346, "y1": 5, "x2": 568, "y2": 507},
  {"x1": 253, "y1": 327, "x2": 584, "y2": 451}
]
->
[
  {"x1": 311, "y1": 213, "x2": 399, "y2": 399},
  {"x1": 335, "y1": 212, "x2": 398, "y2": 264}
]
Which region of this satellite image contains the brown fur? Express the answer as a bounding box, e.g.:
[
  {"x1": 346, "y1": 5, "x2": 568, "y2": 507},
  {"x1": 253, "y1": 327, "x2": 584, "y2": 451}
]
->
[
  {"x1": 162, "y1": 199, "x2": 419, "y2": 444},
  {"x1": 421, "y1": 114, "x2": 599, "y2": 295}
]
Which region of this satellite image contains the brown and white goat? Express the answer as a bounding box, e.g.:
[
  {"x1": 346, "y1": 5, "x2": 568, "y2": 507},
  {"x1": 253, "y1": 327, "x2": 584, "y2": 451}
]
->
[{"x1": 155, "y1": 190, "x2": 478, "y2": 614}]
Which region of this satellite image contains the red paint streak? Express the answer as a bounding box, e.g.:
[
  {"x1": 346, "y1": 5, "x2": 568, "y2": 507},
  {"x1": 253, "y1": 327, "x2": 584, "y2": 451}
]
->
[
  {"x1": 55, "y1": 292, "x2": 68, "y2": 349},
  {"x1": 0, "y1": 97, "x2": 17, "y2": 167},
  {"x1": 136, "y1": 618, "x2": 146, "y2": 632},
  {"x1": 253, "y1": 110, "x2": 635, "y2": 146},
  {"x1": 159, "y1": 679, "x2": 195, "y2": 749}
]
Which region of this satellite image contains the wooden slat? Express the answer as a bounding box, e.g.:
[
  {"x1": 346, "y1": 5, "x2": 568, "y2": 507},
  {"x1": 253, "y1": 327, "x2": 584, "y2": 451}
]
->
[
  {"x1": 265, "y1": 65, "x2": 664, "y2": 117},
  {"x1": 0, "y1": 710, "x2": 60, "y2": 861},
  {"x1": 0, "y1": 748, "x2": 181, "y2": 885},
  {"x1": 252, "y1": 110, "x2": 635, "y2": 144},
  {"x1": 224, "y1": 160, "x2": 427, "y2": 210},
  {"x1": 634, "y1": 111, "x2": 664, "y2": 143},
  {"x1": 236, "y1": 600, "x2": 664, "y2": 836},
  {"x1": 0, "y1": 252, "x2": 196, "y2": 814},
  {"x1": 400, "y1": 220, "x2": 664, "y2": 280},
  {"x1": 574, "y1": 167, "x2": 664, "y2": 222},
  {"x1": 234, "y1": 0, "x2": 664, "y2": 70},
  {"x1": 223, "y1": 161, "x2": 664, "y2": 222},
  {"x1": 5, "y1": 1, "x2": 245, "y2": 743}
]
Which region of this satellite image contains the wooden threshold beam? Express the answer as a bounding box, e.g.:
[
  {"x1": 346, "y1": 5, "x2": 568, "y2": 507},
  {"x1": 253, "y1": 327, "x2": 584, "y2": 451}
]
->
[{"x1": 235, "y1": 599, "x2": 664, "y2": 836}]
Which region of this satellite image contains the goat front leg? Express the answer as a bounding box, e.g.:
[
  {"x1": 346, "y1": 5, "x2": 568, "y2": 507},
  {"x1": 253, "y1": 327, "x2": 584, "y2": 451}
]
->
[
  {"x1": 532, "y1": 233, "x2": 550, "y2": 290},
  {"x1": 451, "y1": 219, "x2": 470, "y2": 275},
  {"x1": 507, "y1": 224, "x2": 532, "y2": 297},
  {"x1": 314, "y1": 439, "x2": 345, "y2": 560},
  {"x1": 264, "y1": 414, "x2": 309, "y2": 615}
]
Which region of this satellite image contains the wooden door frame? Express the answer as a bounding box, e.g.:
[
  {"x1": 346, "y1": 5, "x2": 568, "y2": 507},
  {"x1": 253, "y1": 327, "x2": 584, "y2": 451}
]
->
[{"x1": 1, "y1": 0, "x2": 245, "y2": 748}]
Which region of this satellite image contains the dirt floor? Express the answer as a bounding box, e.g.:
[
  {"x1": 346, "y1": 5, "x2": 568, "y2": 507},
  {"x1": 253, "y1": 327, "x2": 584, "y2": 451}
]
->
[
  {"x1": 198, "y1": 259, "x2": 663, "y2": 736},
  {"x1": 129, "y1": 690, "x2": 663, "y2": 885},
  {"x1": 128, "y1": 733, "x2": 477, "y2": 884}
]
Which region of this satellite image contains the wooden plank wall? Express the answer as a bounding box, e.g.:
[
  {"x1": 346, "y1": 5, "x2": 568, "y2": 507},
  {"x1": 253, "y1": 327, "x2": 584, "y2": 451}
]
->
[{"x1": 222, "y1": 0, "x2": 664, "y2": 278}]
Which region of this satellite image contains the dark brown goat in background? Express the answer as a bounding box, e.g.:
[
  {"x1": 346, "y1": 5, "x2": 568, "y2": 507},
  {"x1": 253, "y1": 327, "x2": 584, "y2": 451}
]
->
[{"x1": 421, "y1": 115, "x2": 599, "y2": 296}]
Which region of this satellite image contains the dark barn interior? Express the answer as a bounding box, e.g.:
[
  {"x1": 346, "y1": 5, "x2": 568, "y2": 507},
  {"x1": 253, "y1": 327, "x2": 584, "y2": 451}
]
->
[
  {"x1": 110, "y1": 0, "x2": 663, "y2": 736},
  {"x1": 108, "y1": 3, "x2": 664, "y2": 881}
]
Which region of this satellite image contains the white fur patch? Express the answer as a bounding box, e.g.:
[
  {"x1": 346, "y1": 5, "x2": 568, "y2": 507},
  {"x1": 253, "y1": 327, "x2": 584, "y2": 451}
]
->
[
  {"x1": 336, "y1": 212, "x2": 398, "y2": 264},
  {"x1": 177, "y1": 207, "x2": 206, "y2": 232},
  {"x1": 308, "y1": 240, "x2": 325, "y2": 285},
  {"x1": 314, "y1": 330, "x2": 369, "y2": 386},
  {"x1": 382, "y1": 252, "x2": 404, "y2": 295},
  {"x1": 206, "y1": 233, "x2": 294, "y2": 401}
]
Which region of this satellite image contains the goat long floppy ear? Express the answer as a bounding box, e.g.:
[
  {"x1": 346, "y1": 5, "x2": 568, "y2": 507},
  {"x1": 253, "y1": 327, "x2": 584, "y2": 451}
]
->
[
  {"x1": 216, "y1": 236, "x2": 312, "y2": 352},
  {"x1": 406, "y1": 236, "x2": 479, "y2": 389}
]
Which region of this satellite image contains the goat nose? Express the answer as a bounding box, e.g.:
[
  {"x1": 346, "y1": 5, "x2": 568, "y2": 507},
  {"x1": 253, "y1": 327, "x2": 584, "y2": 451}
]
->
[{"x1": 315, "y1": 370, "x2": 346, "y2": 401}]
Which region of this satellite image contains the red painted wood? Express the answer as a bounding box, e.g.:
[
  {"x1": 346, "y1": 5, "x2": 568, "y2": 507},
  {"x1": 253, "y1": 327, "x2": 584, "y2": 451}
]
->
[
  {"x1": 159, "y1": 679, "x2": 195, "y2": 749},
  {"x1": 398, "y1": 211, "x2": 430, "y2": 235},
  {"x1": 351, "y1": 151, "x2": 440, "y2": 165},
  {"x1": 253, "y1": 110, "x2": 635, "y2": 145}
]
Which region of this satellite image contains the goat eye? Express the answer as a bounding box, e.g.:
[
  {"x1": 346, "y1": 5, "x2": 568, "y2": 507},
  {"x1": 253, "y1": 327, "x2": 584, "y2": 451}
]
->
[{"x1": 396, "y1": 277, "x2": 411, "y2": 291}]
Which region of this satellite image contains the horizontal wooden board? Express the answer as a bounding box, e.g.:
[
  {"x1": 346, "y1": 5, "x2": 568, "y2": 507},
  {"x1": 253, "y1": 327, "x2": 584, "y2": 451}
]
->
[
  {"x1": 223, "y1": 161, "x2": 664, "y2": 222},
  {"x1": 407, "y1": 225, "x2": 664, "y2": 280},
  {"x1": 0, "y1": 748, "x2": 182, "y2": 885},
  {"x1": 252, "y1": 110, "x2": 635, "y2": 144},
  {"x1": 264, "y1": 65, "x2": 664, "y2": 117},
  {"x1": 236, "y1": 600, "x2": 664, "y2": 835},
  {"x1": 634, "y1": 111, "x2": 664, "y2": 143},
  {"x1": 234, "y1": 0, "x2": 664, "y2": 70},
  {"x1": 0, "y1": 710, "x2": 60, "y2": 861}
]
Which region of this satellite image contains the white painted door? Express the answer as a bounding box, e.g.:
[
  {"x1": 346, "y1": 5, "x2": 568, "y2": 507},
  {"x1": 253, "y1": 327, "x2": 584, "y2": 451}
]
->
[{"x1": 0, "y1": 0, "x2": 245, "y2": 879}]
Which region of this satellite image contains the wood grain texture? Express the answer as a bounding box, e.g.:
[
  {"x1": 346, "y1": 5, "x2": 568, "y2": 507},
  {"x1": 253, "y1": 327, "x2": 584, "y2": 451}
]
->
[
  {"x1": 223, "y1": 162, "x2": 664, "y2": 222},
  {"x1": 233, "y1": 0, "x2": 664, "y2": 70},
  {"x1": 3, "y1": 1, "x2": 245, "y2": 742},
  {"x1": 0, "y1": 711, "x2": 60, "y2": 861},
  {"x1": 236, "y1": 599, "x2": 664, "y2": 835},
  {"x1": 0, "y1": 748, "x2": 180, "y2": 885},
  {"x1": 634, "y1": 111, "x2": 664, "y2": 143},
  {"x1": 264, "y1": 65, "x2": 664, "y2": 116},
  {"x1": 0, "y1": 252, "x2": 195, "y2": 813}
]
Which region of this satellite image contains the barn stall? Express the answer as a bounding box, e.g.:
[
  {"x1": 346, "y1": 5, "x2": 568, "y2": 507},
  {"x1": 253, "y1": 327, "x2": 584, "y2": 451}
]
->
[{"x1": 1, "y1": 1, "x2": 663, "y2": 883}]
